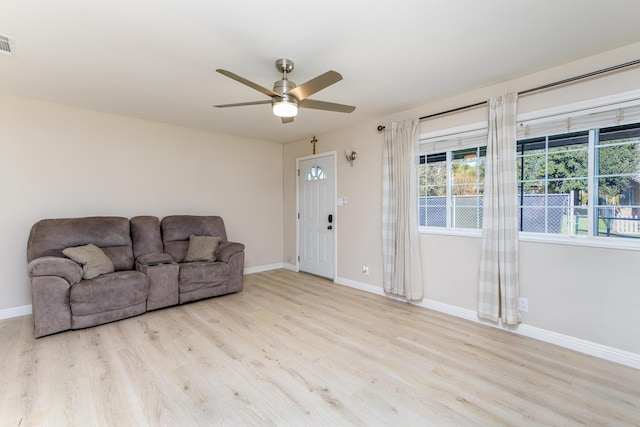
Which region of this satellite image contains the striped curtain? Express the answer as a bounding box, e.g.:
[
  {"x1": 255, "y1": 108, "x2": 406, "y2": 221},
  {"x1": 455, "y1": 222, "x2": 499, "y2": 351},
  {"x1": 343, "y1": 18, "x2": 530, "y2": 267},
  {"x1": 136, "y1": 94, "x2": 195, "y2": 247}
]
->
[
  {"x1": 478, "y1": 93, "x2": 521, "y2": 325},
  {"x1": 382, "y1": 118, "x2": 423, "y2": 301}
]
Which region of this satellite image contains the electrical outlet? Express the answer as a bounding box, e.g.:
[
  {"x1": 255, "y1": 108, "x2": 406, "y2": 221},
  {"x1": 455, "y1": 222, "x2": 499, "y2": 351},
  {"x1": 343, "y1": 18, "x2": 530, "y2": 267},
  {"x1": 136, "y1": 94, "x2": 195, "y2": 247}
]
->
[
  {"x1": 518, "y1": 297, "x2": 528, "y2": 312},
  {"x1": 362, "y1": 265, "x2": 369, "y2": 276},
  {"x1": 287, "y1": 255, "x2": 291, "y2": 263}
]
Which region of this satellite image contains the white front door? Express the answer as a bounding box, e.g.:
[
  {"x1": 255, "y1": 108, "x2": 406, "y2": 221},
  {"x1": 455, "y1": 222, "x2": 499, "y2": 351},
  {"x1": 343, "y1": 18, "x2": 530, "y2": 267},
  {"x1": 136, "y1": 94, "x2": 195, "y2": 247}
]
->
[{"x1": 298, "y1": 154, "x2": 335, "y2": 279}]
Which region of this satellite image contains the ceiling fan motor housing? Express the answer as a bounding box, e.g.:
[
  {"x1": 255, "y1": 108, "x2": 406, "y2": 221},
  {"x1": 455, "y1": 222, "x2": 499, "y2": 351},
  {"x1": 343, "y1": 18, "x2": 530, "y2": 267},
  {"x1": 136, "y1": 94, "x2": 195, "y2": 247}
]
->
[{"x1": 273, "y1": 78, "x2": 296, "y2": 96}]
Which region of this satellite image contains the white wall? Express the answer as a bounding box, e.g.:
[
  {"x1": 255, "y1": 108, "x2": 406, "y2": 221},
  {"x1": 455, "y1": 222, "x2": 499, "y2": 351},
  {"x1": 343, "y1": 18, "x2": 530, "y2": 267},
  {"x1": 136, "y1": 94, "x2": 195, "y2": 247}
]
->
[
  {"x1": 283, "y1": 42, "x2": 640, "y2": 355},
  {"x1": 0, "y1": 94, "x2": 284, "y2": 311}
]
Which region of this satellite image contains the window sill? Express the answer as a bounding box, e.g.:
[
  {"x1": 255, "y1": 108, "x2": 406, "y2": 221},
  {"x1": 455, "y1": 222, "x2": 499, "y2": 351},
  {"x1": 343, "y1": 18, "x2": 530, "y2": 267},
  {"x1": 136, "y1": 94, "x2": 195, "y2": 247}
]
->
[
  {"x1": 419, "y1": 227, "x2": 482, "y2": 238},
  {"x1": 518, "y1": 233, "x2": 640, "y2": 252},
  {"x1": 419, "y1": 228, "x2": 640, "y2": 251}
]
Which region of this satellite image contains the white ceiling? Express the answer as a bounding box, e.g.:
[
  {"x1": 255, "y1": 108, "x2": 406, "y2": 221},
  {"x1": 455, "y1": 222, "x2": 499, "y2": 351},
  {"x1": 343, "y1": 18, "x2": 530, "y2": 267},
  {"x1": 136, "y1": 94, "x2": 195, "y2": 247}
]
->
[{"x1": 1, "y1": 1, "x2": 640, "y2": 144}]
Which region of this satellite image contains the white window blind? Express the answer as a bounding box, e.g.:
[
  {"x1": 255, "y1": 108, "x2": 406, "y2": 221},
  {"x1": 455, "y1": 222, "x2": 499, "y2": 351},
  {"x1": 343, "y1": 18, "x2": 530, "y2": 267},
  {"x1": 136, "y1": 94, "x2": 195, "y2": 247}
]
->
[
  {"x1": 517, "y1": 102, "x2": 640, "y2": 140},
  {"x1": 419, "y1": 128, "x2": 487, "y2": 155},
  {"x1": 419, "y1": 95, "x2": 640, "y2": 153}
]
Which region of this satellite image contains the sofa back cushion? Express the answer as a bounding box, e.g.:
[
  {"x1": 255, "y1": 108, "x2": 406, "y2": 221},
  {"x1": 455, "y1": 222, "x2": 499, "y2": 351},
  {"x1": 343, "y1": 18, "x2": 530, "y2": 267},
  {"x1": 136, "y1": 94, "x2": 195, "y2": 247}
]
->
[
  {"x1": 161, "y1": 215, "x2": 227, "y2": 263},
  {"x1": 130, "y1": 216, "x2": 163, "y2": 259},
  {"x1": 27, "y1": 217, "x2": 135, "y2": 271}
]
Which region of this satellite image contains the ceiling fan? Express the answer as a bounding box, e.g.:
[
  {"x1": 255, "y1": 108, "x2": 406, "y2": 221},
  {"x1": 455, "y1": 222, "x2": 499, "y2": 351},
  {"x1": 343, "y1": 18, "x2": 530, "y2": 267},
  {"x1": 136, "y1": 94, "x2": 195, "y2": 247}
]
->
[{"x1": 214, "y1": 59, "x2": 356, "y2": 124}]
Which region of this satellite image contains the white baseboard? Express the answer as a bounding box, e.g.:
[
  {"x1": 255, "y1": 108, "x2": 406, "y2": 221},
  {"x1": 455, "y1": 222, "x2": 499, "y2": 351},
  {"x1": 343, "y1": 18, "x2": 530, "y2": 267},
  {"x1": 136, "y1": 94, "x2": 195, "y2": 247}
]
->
[
  {"x1": 334, "y1": 276, "x2": 385, "y2": 296},
  {"x1": 282, "y1": 263, "x2": 299, "y2": 272},
  {"x1": 516, "y1": 323, "x2": 640, "y2": 370},
  {"x1": 335, "y1": 276, "x2": 640, "y2": 370},
  {"x1": 0, "y1": 304, "x2": 32, "y2": 320},
  {"x1": 244, "y1": 262, "x2": 299, "y2": 274},
  {"x1": 244, "y1": 263, "x2": 286, "y2": 275}
]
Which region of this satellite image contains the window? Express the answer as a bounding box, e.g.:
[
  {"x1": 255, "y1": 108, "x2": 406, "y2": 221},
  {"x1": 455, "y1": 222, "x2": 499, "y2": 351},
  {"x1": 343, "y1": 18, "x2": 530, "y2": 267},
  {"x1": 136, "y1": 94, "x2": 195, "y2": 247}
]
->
[
  {"x1": 517, "y1": 131, "x2": 589, "y2": 234},
  {"x1": 517, "y1": 124, "x2": 640, "y2": 238},
  {"x1": 419, "y1": 100, "x2": 640, "y2": 242},
  {"x1": 305, "y1": 165, "x2": 326, "y2": 181},
  {"x1": 420, "y1": 152, "x2": 446, "y2": 227},
  {"x1": 593, "y1": 124, "x2": 640, "y2": 238},
  {"x1": 419, "y1": 146, "x2": 486, "y2": 229},
  {"x1": 452, "y1": 147, "x2": 486, "y2": 229}
]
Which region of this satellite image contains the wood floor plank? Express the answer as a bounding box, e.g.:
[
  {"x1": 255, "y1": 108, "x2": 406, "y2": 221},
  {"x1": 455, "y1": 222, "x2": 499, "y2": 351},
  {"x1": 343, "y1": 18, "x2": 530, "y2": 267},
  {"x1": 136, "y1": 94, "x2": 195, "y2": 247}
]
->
[
  {"x1": 1, "y1": 269, "x2": 639, "y2": 426},
  {"x1": 47, "y1": 331, "x2": 100, "y2": 426},
  {"x1": 1, "y1": 315, "x2": 51, "y2": 426}
]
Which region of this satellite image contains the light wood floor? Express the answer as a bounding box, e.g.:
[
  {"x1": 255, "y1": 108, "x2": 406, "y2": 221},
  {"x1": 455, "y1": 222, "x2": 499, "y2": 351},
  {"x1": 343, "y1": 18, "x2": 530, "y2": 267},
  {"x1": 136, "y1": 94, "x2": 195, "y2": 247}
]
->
[{"x1": 1, "y1": 269, "x2": 639, "y2": 426}]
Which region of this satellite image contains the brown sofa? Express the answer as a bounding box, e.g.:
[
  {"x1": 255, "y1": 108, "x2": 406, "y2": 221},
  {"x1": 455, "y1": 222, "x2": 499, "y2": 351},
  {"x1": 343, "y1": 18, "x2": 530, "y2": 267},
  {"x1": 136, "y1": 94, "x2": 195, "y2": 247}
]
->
[{"x1": 26, "y1": 215, "x2": 244, "y2": 338}]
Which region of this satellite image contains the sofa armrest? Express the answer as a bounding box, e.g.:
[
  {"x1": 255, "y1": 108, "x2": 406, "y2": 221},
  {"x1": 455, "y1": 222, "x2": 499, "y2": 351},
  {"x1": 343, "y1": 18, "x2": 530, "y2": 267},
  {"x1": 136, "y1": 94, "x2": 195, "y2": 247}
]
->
[
  {"x1": 136, "y1": 253, "x2": 173, "y2": 267},
  {"x1": 216, "y1": 241, "x2": 245, "y2": 263},
  {"x1": 135, "y1": 254, "x2": 179, "y2": 311},
  {"x1": 27, "y1": 256, "x2": 83, "y2": 285}
]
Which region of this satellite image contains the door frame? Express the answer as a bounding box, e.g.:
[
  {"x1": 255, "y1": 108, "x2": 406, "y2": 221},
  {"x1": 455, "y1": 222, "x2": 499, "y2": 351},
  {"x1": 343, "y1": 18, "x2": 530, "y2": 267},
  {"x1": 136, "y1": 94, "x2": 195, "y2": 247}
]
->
[{"x1": 295, "y1": 151, "x2": 337, "y2": 280}]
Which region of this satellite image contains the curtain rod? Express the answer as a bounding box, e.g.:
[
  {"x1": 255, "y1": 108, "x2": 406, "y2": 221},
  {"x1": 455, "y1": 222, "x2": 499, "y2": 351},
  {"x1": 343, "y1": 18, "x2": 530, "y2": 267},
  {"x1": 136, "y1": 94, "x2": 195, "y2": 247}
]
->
[{"x1": 376, "y1": 58, "x2": 640, "y2": 132}]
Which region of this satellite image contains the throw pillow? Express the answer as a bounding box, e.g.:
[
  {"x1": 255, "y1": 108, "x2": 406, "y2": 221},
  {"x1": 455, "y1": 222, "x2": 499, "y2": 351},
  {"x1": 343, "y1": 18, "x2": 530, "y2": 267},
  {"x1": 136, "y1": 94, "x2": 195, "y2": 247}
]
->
[
  {"x1": 62, "y1": 243, "x2": 115, "y2": 280},
  {"x1": 184, "y1": 235, "x2": 220, "y2": 262}
]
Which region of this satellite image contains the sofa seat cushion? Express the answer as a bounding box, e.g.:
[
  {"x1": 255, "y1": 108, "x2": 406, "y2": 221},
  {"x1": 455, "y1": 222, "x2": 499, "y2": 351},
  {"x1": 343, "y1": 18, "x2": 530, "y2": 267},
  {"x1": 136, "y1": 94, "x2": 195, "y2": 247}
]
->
[
  {"x1": 70, "y1": 270, "x2": 148, "y2": 316},
  {"x1": 178, "y1": 261, "x2": 230, "y2": 293}
]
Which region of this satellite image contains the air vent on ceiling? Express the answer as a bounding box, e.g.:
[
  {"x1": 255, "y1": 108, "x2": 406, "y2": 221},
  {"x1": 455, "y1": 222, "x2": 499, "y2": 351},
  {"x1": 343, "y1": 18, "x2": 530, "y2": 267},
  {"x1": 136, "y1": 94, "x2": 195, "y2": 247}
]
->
[{"x1": 0, "y1": 34, "x2": 15, "y2": 56}]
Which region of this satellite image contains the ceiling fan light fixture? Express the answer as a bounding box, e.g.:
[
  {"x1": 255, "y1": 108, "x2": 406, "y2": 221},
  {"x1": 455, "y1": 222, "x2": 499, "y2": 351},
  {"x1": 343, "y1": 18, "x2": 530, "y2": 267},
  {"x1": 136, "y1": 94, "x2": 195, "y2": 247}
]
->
[{"x1": 272, "y1": 95, "x2": 299, "y2": 118}]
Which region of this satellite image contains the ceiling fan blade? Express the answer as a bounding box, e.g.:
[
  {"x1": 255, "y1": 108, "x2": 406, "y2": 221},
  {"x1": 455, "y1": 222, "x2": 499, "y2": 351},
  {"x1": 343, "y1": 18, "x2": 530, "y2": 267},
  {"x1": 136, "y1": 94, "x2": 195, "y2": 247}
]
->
[
  {"x1": 286, "y1": 70, "x2": 342, "y2": 101},
  {"x1": 281, "y1": 117, "x2": 294, "y2": 124},
  {"x1": 216, "y1": 69, "x2": 279, "y2": 98},
  {"x1": 214, "y1": 100, "x2": 271, "y2": 108},
  {"x1": 299, "y1": 99, "x2": 356, "y2": 113}
]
